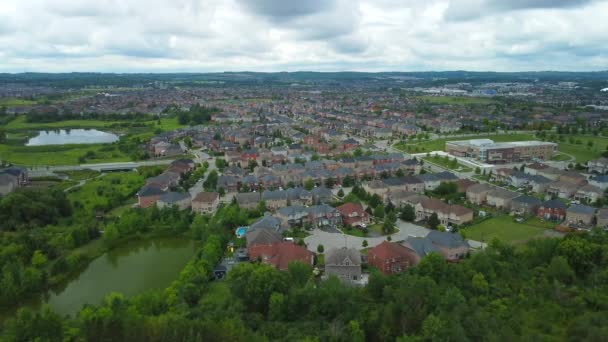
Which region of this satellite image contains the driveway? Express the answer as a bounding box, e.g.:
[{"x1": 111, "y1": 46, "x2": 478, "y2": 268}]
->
[{"x1": 304, "y1": 219, "x2": 486, "y2": 252}]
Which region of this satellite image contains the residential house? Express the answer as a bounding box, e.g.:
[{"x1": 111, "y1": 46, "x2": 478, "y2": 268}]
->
[
  {"x1": 137, "y1": 185, "x2": 165, "y2": 208},
  {"x1": 547, "y1": 181, "x2": 579, "y2": 199},
  {"x1": 192, "y1": 192, "x2": 220, "y2": 214},
  {"x1": 276, "y1": 205, "x2": 310, "y2": 228},
  {"x1": 286, "y1": 187, "x2": 313, "y2": 206},
  {"x1": 466, "y1": 183, "x2": 493, "y2": 205},
  {"x1": 324, "y1": 247, "x2": 362, "y2": 284},
  {"x1": 527, "y1": 175, "x2": 552, "y2": 193},
  {"x1": 311, "y1": 187, "x2": 333, "y2": 204},
  {"x1": 455, "y1": 179, "x2": 477, "y2": 193},
  {"x1": 246, "y1": 229, "x2": 283, "y2": 248},
  {"x1": 574, "y1": 184, "x2": 604, "y2": 204},
  {"x1": 249, "y1": 213, "x2": 283, "y2": 233},
  {"x1": 248, "y1": 241, "x2": 314, "y2": 271},
  {"x1": 538, "y1": 199, "x2": 567, "y2": 221},
  {"x1": 486, "y1": 188, "x2": 520, "y2": 210},
  {"x1": 307, "y1": 204, "x2": 342, "y2": 228},
  {"x1": 364, "y1": 180, "x2": 389, "y2": 200},
  {"x1": 262, "y1": 190, "x2": 288, "y2": 210},
  {"x1": 596, "y1": 208, "x2": 608, "y2": 228},
  {"x1": 402, "y1": 236, "x2": 441, "y2": 265},
  {"x1": 510, "y1": 195, "x2": 541, "y2": 216},
  {"x1": 589, "y1": 175, "x2": 608, "y2": 190},
  {"x1": 415, "y1": 198, "x2": 474, "y2": 226},
  {"x1": 565, "y1": 204, "x2": 596, "y2": 228},
  {"x1": 236, "y1": 192, "x2": 261, "y2": 210},
  {"x1": 426, "y1": 231, "x2": 470, "y2": 261},
  {"x1": 587, "y1": 157, "x2": 608, "y2": 174},
  {"x1": 336, "y1": 202, "x2": 370, "y2": 227},
  {"x1": 368, "y1": 241, "x2": 418, "y2": 275},
  {"x1": 156, "y1": 192, "x2": 191, "y2": 210}
]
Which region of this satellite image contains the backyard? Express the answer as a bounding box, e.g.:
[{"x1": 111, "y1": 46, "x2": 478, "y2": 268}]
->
[{"x1": 462, "y1": 215, "x2": 555, "y2": 244}]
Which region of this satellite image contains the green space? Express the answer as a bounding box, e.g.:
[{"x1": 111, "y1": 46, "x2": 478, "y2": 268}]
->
[
  {"x1": 66, "y1": 171, "x2": 145, "y2": 216},
  {"x1": 4, "y1": 115, "x2": 184, "y2": 132},
  {"x1": 0, "y1": 143, "x2": 131, "y2": 166},
  {"x1": 0, "y1": 98, "x2": 38, "y2": 106},
  {"x1": 462, "y1": 215, "x2": 554, "y2": 244},
  {"x1": 342, "y1": 226, "x2": 366, "y2": 237},
  {"x1": 550, "y1": 152, "x2": 572, "y2": 161},
  {"x1": 556, "y1": 135, "x2": 608, "y2": 163},
  {"x1": 423, "y1": 155, "x2": 473, "y2": 172},
  {"x1": 395, "y1": 133, "x2": 536, "y2": 154},
  {"x1": 414, "y1": 95, "x2": 497, "y2": 105}
]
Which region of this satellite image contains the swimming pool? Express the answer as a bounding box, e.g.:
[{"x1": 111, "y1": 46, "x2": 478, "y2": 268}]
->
[{"x1": 235, "y1": 226, "x2": 248, "y2": 238}]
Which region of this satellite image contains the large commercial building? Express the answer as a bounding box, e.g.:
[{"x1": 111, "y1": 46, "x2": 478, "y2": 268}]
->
[{"x1": 446, "y1": 139, "x2": 557, "y2": 164}]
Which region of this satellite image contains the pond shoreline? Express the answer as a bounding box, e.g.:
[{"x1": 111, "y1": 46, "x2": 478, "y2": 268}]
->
[{"x1": 1, "y1": 232, "x2": 197, "y2": 321}]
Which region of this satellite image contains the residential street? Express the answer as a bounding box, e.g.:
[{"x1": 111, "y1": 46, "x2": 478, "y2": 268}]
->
[{"x1": 304, "y1": 219, "x2": 486, "y2": 252}]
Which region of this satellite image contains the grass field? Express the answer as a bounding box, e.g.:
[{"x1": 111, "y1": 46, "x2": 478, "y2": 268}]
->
[
  {"x1": 414, "y1": 95, "x2": 497, "y2": 105},
  {"x1": 66, "y1": 171, "x2": 145, "y2": 215},
  {"x1": 395, "y1": 133, "x2": 536, "y2": 154},
  {"x1": 556, "y1": 135, "x2": 608, "y2": 163},
  {"x1": 0, "y1": 98, "x2": 39, "y2": 106},
  {"x1": 0, "y1": 143, "x2": 131, "y2": 166},
  {"x1": 4, "y1": 115, "x2": 184, "y2": 132},
  {"x1": 462, "y1": 215, "x2": 554, "y2": 244}
]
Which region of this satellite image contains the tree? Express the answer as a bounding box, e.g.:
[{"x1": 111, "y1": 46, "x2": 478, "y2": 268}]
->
[
  {"x1": 325, "y1": 177, "x2": 336, "y2": 188},
  {"x1": 428, "y1": 213, "x2": 440, "y2": 230},
  {"x1": 475, "y1": 167, "x2": 481, "y2": 174},
  {"x1": 400, "y1": 204, "x2": 415, "y2": 222},
  {"x1": 337, "y1": 189, "x2": 345, "y2": 198},
  {"x1": 374, "y1": 205, "x2": 385, "y2": 219},
  {"x1": 287, "y1": 261, "x2": 312, "y2": 287},
  {"x1": 317, "y1": 244, "x2": 324, "y2": 254},
  {"x1": 546, "y1": 255, "x2": 574, "y2": 284},
  {"x1": 304, "y1": 179, "x2": 315, "y2": 191},
  {"x1": 31, "y1": 250, "x2": 48, "y2": 268},
  {"x1": 362, "y1": 240, "x2": 368, "y2": 248}
]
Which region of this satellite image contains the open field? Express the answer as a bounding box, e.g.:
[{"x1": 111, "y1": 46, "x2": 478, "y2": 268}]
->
[
  {"x1": 395, "y1": 133, "x2": 536, "y2": 154},
  {"x1": 414, "y1": 95, "x2": 497, "y2": 105},
  {"x1": 556, "y1": 135, "x2": 608, "y2": 163},
  {"x1": 4, "y1": 115, "x2": 184, "y2": 132},
  {"x1": 462, "y1": 215, "x2": 554, "y2": 244},
  {"x1": 0, "y1": 98, "x2": 39, "y2": 106},
  {"x1": 0, "y1": 143, "x2": 131, "y2": 166},
  {"x1": 66, "y1": 171, "x2": 145, "y2": 215}
]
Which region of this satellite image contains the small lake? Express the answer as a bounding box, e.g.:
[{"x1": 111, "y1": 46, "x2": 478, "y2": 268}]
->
[
  {"x1": 26, "y1": 129, "x2": 119, "y2": 146},
  {"x1": 19, "y1": 237, "x2": 197, "y2": 317}
]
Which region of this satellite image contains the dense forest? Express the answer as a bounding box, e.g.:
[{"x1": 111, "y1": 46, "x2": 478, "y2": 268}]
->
[{"x1": 2, "y1": 199, "x2": 607, "y2": 341}]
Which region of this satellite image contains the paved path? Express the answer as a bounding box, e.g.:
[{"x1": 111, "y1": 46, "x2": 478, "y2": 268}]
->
[{"x1": 304, "y1": 219, "x2": 486, "y2": 252}]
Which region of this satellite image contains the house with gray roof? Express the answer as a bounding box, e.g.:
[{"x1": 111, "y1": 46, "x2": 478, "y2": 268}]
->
[
  {"x1": 324, "y1": 247, "x2": 362, "y2": 284},
  {"x1": 510, "y1": 195, "x2": 541, "y2": 216},
  {"x1": 311, "y1": 187, "x2": 333, "y2": 204},
  {"x1": 157, "y1": 192, "x2": 191, "y2": 210},
  {"x1": 402, "y1": 236, "x2": 441, "y2": 265},
  {"x1": 250, "y1": 213, "x2": 283, "y2": 233},
  {"x1": 246, "y1": 228, "x2": 283, "y2": 247},
  {"x1": 236, "y1": 192, "x2": 261, "y2": 210},
  {"x1": 426, "y1": 231, "x2": 470, "y2": 261},
  {"x1": 566, "y1": 204, "x2": 596, "y2": 228}
]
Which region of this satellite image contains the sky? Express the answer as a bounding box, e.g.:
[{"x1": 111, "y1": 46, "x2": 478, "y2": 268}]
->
[{"x1": 0, "y1": 0, "x2": 607, "y2": 73}]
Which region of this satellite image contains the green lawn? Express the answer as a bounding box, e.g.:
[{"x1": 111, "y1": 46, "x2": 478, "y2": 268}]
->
[
  {"x1": 557, "y1": 136, "x2": 608, "y2": 163},
  {"x1": 4, "y1": 115, "x2": 185, "y2": 132},
  {"x1": 342, "y1": 226, "x2": 367, "y2": 237},
  {"x1": 462, "y1": 215, "x2": 554, "y2": 244},
  {"x1": 550, "y1": 152, "x2": 572, "y2": 161},
  {"x1": 395, "y1": 133, "x2": 536, "y2": 154},
  {"x1": 0, "y1": 143, "x2": 131, "y2": 166},
  {"x1": 0, "y1": 98, "x2": 38, "y2": 106},
  {"x1": 423, "y1": 155, "x2": 473, "y2": 172},
  {"x1": 414, "y1": 95, "x2": 497, "y2": 105},
  {"x1": 66, "y1": 171, "x2": 145, "y2": 216}
]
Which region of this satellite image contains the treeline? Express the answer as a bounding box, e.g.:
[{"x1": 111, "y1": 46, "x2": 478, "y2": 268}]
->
[
  {"x1": 170, "y1": 104, "x2": 220, "y2": 125},
  {"x1": 24, "y1": 111, "x2": 159, "y2": 124},
  {"x1": 0, "y1": 189, "x2": 72, "y2": 231},
  {"x1": 4, "y1": 208, "x2": 608, "y2": 340}
]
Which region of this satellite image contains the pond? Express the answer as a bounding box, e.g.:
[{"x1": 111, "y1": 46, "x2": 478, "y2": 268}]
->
[
  {"x1": 20, "y1": 237, "x2": 197, "y2": 317},
  {"x1": 26, "y1": 129, "x2": 119, "y2": 146}
]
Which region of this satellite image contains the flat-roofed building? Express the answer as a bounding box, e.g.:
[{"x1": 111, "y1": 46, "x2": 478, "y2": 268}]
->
[{"x1": 446, "y1": 139, "x2": 556, "y2": 164}]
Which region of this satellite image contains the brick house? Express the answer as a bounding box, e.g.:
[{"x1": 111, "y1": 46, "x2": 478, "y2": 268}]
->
[
  {"x1": 537, "y1": 199, "x2": 567, "y2": 221},
  {"x1": 336, "y1": 202, "x2": 370, "y2": 227},
  {"x1": 368, "y1": 241, "x2": 418, "y2": 275},
  {"x1": 137, "y1": 185, "x2": 165, "y2": 208},
  {"x1": 248, "y1": 241, "x2": 314, "y2": 271}
]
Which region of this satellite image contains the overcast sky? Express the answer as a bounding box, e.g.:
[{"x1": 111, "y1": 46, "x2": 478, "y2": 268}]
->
[{"x1": 0, "y1": 0, "x2": 607, "y2": 73}]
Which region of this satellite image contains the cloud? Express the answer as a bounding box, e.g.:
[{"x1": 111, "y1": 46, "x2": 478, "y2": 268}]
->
[
  {"x1": 0, "y1": 0, "x2": 606, "y2": 72},
  {"x1": 445, "y1": 0, "x2": 597, "y2": 21}
]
